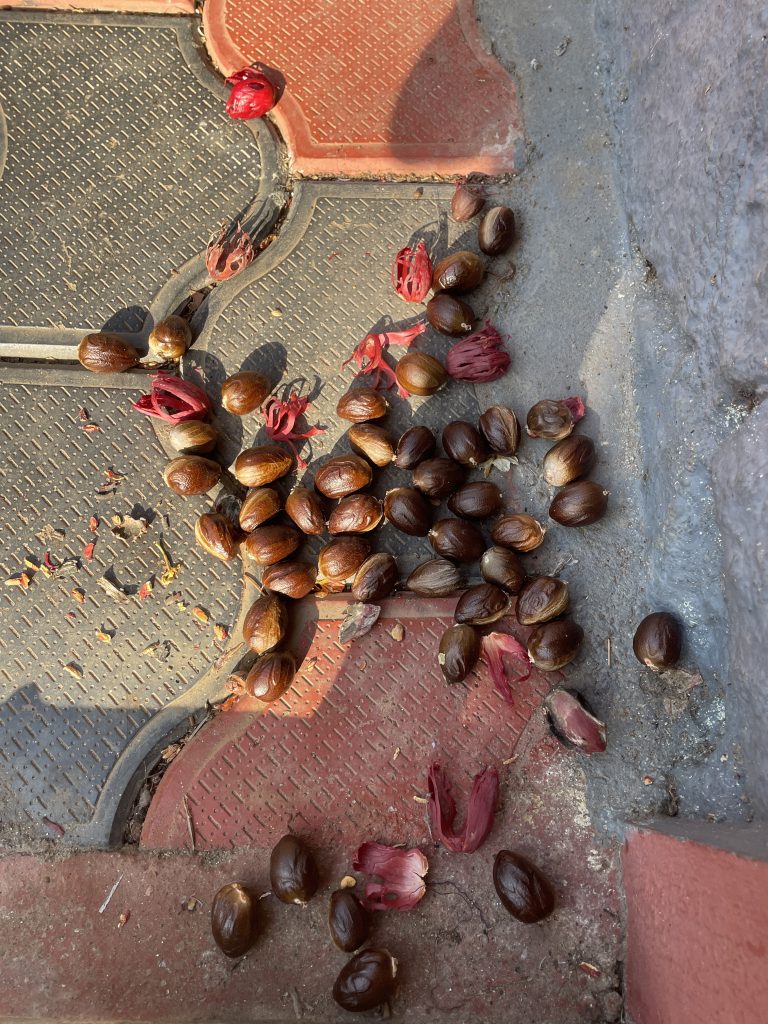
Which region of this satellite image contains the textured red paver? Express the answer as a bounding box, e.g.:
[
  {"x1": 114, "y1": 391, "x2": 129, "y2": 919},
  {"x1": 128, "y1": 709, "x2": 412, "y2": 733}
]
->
[
  {"x1": 203, "y1": 0, "x2": 522, "y2": 178},
  {"x1": 142, "y1": 598, "x2": 550, "y2": 851},
  {"x1": 1, "y1": 0, "x2": 193, "y2": 12}
]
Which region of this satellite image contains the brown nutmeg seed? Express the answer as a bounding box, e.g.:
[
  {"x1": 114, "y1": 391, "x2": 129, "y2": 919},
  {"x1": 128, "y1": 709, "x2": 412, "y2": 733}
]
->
[
  {"x1": 348, "y1": 423, "x2": 395, "y2": 466},
  {"x1": 169, "y1": 420, "x2": 218, "y2": 455},
  {"x1": 234, "y1": 445, "x2": 293, "y2": 488},
  {"x1": 194, "y1": 512, "x2": 240, "y2": 562},
  {"x1": 243, "y1": 593, "x2": 288, "y2": 654},
  {"x1": 241, "y1": 524, "x2": 301, "y2": 565},
  {"x1": 394, "y1": 425, "x2": 436, "y2": 469},
  {"x1": 245, "y1": 651, "x2": 296, "y2": 703},
  {"x1": 395, "y1": 352, "x2": 447, "y2": 396},
  {"x1": 336, "y1": 387, "x2": 388, "y2": 423},
  {"x1": 238, "y1": 487, "x2": 282, "y2": 532},
  {"x1": 328, "y1": 493, "x2": 383, "y2": 534},
  {"x1": 516, "y1": 576, "x2": 570, "y2": 625},
  {"x1": 163, "y1": 455, "x2": 222, "y2": 496},
  {"x1": 491, "y1": 514, "x2": 546, "y2": 552},
  {"x1": 78, "y1": 332, "x2": 141, "y2": 374},
  {"x1": 285, "y1": 487, "x2": 325, "y2": 535},
  {"x1": 148, "y1": 315, "x2": 192, "y2": 360},
  {"x1": 221, "y1": 371, "x2": 271, "y2": 416},
  {"x1": 314, "y1": 454, "x2": 372, "y2": 499}
]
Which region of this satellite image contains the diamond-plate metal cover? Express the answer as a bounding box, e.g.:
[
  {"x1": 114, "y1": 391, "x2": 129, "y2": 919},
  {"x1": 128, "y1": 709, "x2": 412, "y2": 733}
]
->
[
  {"x1": 0, "y1": 381, "x2": 241, "y2": 843},
  {"x1": 0, "y1": 16, "x2": 262, "y2": 333}
]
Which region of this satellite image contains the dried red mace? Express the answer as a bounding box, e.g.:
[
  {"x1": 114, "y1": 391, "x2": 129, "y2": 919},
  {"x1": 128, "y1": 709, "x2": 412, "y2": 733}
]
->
[
  {"x1": 225, "y1": 67, "x2": 276, "y2": 120},
  {"x1": 481, "y1": 631, "x2": 532, "y2": 705},
  {"x1": 392, "y1": 241, "x2": 432, "y2": 302},
  {"x1": 131, "y1": 374, "x2": 212, "y2": 425},
  {"x1": 428, "y1": 763, "x2": 499, "y2": 853},
  {"x1": 206, "y1": 221, "x2": 255, "y2": 282},
  {"x1": 446, "y1": 322, "x2": 510, "y2": 382},
  {"x1": 342, "y1": 322, "x2": 426, "y2": 397},
  {"x1": 353, "y1": 842, "x2": 428, "y2": 911},
  {"x1": 262, "y1": 392, "x2": 324, "y2": 468}
]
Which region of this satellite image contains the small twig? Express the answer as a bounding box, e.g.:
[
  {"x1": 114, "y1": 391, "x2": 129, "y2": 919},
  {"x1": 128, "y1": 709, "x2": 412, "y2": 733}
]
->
[
  {"x1": 99, "y1": 874, "x2": 123, "y2": 914},
  {"x1": 183, "y1": 795, "x2": 196, "y2": 851},
  {"x1": 607, "y1": 637, "x2": 612, "y2": 668},
  {"x1": 289, "y1": 988, "x2": 303, "y2": 1020}
]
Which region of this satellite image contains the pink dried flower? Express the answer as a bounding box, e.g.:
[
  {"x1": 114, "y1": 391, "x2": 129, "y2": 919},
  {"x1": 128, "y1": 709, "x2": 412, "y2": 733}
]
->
[
  {"x1": 428, "y1": 763, "x2": 499, "y2": 853},
  {"x1": 262, "y1": 391, "x2": 324, "y2": 468},
  {"x1": 131, "y1": 374, "x2": 211, "y2": 425},
  {"x1": 392, "y1": 241, "x2": 433, "y2": 302},
  {"x1": 353, "y1": 841, "x2": 428, "y2": 911},
  {"x1": 482, "y1": 631, "x2": 531, "y2": 705},
  {"x1": 225, "y1": 68, "x2": 276, "y2": 120},
  {"x1": 206, "y1": 221, "x2": 255, "y2": 282},
  {"x1": 446, "y1": 322, "x2": 510, "y2": 382},
  {"x1": 342, "y1": 322, "x2": 426, "y2": 397}
]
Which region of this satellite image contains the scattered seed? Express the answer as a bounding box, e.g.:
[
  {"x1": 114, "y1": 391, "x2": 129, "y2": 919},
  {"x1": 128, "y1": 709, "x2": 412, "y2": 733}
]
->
[
  {"x1": 191, "y1": 606, "x2": 209, "y2": 624},
  {"x1": 643, "y1": 775, "x2": 654, "y2": 786},
  {"x1": 339, "y1": 876, "x2": 357, "y2": 890},
  {"x1": 117, "y1": 911, "x2": 130, "y2": 929},
  {"x1": 271, "y1": 308, "x2": 283, "y2": 317},
  {"x1": 578, "y1": 962, "x2": 601, "y2": 978},
  {"x1": 390, "y1": 623, "x2": 405, "y2": 642},
  {"x1": 64, "y1": 662, "x2": 83, "y2": 679}
]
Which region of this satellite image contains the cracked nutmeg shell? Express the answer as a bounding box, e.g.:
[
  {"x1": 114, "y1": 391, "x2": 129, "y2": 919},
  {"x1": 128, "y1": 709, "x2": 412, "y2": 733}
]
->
[
  {"x1": 426, "y1": 293, "x2": 476, "y2": 336},
  {"x1": 412, "y1": 457, "x2": 467, "y2": 500},
  {"x1": 329, "y1": 493, "x2": 383, "y2": 534},
  {"x1": 348, "y1": 423, "x2": 396, "y2": 467},
  {"x1": 77, "y1": 332, "x2": 141, "y2": 373},
  {"x1": 285, "y1": 486, "x2": 326, "y2": 535},
  {"x1": 245, "y1": 651, "x2": 296, "y2": 703},
  {"x1": 394, "y1": 425, "x2": 436, "y2": 469},
  {"x1": 169, "y1": 419, "x2": 219, "y2": 455},
  {"x1": 384, "y1": 486, "x2": 432, "y2": 536},
  {"x1": 493, "y1": 850, "x2": 555, "y2": 923},
  {"x1": 549, "y1": 480, "x2": 608, "y2": 527},
  {"x1": 527, "y1": 618, "x2": 584, "y2": 671},
  {"x1": 337, "y1": 386, "x2": 388, "y2": 423},
  {"x1": 406, "y1": 557, "x2": 464, "y2": 597},
  {"x1": 261, "y1": 561, "x2": 317, "y2": 600},
  {"x1": 478, "y1": 206, "x2": 516, "y2": 256},
  {"x1": 211, "y1": 882, "x2": 259, "y2": 958},
  {"x1": 270, "y1": 834, "x2": 320, "y2": 905},
  {"x1": 194, "y1": 512, "x2": 241, "y2": 562},
  {"x1": 438, "y1": 623, "x2": 481, "y2": 683},
  {"x1": 454, "y1": 583, "x2": 510, "y2": 625},
  {"x1": 221, "y1": 371, "x2": 271, "y2": 416},
  {"x1": 351, "y1": 552, "x2": 398, "y2": 603},
  {"x1": 395, "y1": 351, "x2": 447, "y2": 396},
  {"x1": 238, "y1": 487, "x2": 282, "y2": 532},
  {"x1": 163, "y1": 454, "x2": 222, "y2": 495},
  {"x1": 234, "y1": 444, "x2": 293, "y2": 487},
  {"x1": 333, "y1": 949, "x2": 398, "y2": 1013},
  {"x1": 241, "y1": 524, "x2": 301, "y2": 566},
  {"x1": 328, "y1": 890, "x2": 371, "y2": 953},
  {"x1": 442, "y1": 420, "x2": 489, "y2": 467},
  {"x1": 480, "y1": 546, "x2": 525, "y2": 593},
  {"x1": 429, "y1": 518, "x2": 485, "y2": 563},
  {"x1": 148, "y1": 315, "x2": 192, "y2": 360},
  {"x1": 491, "y1": 513, "x2": 546, "y2": 552},
  {"x1": 317, "y1": 535, "x2": 371, "y2": 583},
  {"x1": 479, "y1": 405, "x2": 521, "y2": 455},
  {"x1": 242, "y1": 593, "x2": 288, "y2": 654},
  {"x1": 448, "y1": 481, "x2": 503, "y2": 519},
  {"x1": 633, "y1": 612, "x2": 682, "y2": 671},
  {"x1": 432, "y1": 250, "x2": 485, "y2": 294},
  {"x1": 314, "y1": 454, "x2": 372, "y2": 499},
  {"x1": 516, "y1": 576, "x2": 570, "y2": 626},
  {"x1": 542, "y1": 435, "x2": 596, "y2": 487}
]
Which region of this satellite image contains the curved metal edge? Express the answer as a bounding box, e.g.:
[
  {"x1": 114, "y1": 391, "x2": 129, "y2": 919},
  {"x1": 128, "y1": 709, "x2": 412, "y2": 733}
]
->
[{"x1": 0, "y1": 97, "x2": 7, "y2": 187}]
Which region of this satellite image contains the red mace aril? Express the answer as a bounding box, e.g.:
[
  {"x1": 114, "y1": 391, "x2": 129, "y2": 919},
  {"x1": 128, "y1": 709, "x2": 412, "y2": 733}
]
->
[
  {"x1": 131, "y1": 373, "x2": 212, "y2": 424},
  {"x1": 446, "y1": 322, "x2": 510, "y2": 383},
  {"x1": 341, "y1": 322, "x2": 427, "y2": 397},
  {"x1": 262, "y1": 391, "x2": 324, "y2": 469},
  {"x1": 353, "y1": 842, "x2": 428, "y2": 911},
  {"x1": 225, "y1": 67, "x2": 276, "y2": 120},
  {"x1": 392, "y1": 241, "x2": 433, "y2": 302},
  {"x1": 545, "y1": 689, "x2": 607, "y2": 754},
  {"x1": 427, "y1": 763, "x2": 499, "y2": 853},
  {"x1": 481, "y1": 631, "x2": 532, "y2": 705},
  {"x1": 206, "y1": 221, "x2": 255, "y2": 282}
]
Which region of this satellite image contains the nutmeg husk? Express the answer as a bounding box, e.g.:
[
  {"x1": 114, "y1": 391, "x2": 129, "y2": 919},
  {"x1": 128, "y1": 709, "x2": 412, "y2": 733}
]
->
[
  {"x1": 78, "y1": 332, "x2": 141, "y2": 374},
  {"x1": 454, "y1": 583, "x2": 510, "y2": 625},
  {"x1": 447, "y1": 481, "x2": 503, "y2": 519},
  {"x1": 383, "y1": 487, "x2": 432, "y2": 536},
  {"x1": 516, "y1": 576, "x2": 569, "y2": 625},
  {"x1": 336, "y1": 387, "x2": 388, "y2": 423},
  {"x1": 328, "y1": 493, "x2": 383, "y2": 534},
  {"x1": 285, "y1": 486, "x2": 325, "y2": 535},
  {"x1": 243, "y1": 593, "x2": 288, "y2": 654},
  {"x1": 351, "y1": 553, "x2": 398, "y2": 603},
  {"x1": 238, "y1": 487, "x2": 282, "y2": 532},
  {"x1": 491, "y1": 514, "x2": 546, "y2": 552},
  {"x1": 261, "y1": 561, "x2": 317, "y2": 600},
  {"x1": 234, "y1": 445, "x2": 293, "y2": 487},
  {"x1": 395, "y1": 352, "x2": 447, "y2": 396},
  {"x1": 479, "y1": 405, "x2": 520, "y2": 455},
  {"x1": 348, "y1": 423, "x2": 395, "y2": 467},
  {"x1": 480, "y1": 546, "x2": 525, "y2": 593},
  {"x1": 221, "y1": 371, "x2": 271, "y2": 416},
  {"x1": 194, "y1": 512, "x2": 240, "y2": 562},
  {"x1": 394, "y1": 425, "x2": 436, "y2": 469},
  {"x1": 148, "y1": 315, "x2": 192, "y2": 360},
  {"x1": 412, "y1": 457, "x2": 467, "y2": 500},
  {"x1": 245, "y1": 651, "x2": 296, "y2": 703},
  {"x1": 317, "y1": 536, "x2": 371, "y2": 583},
  {"x1": 163, "y1": 455, "x2": 222, "y2": 495},
  {"x1": 428, "y1": 518, "x2": 485, "y2": 562},
  {"x1": 169, "y1": 419, "x2": 218, "y2": 455},
  {"x1": 314, "y1": 454, "x2": 372, "y2": 499},
  {"x1": 241, "y1": 524, "x2": 301, "y2": 565}
]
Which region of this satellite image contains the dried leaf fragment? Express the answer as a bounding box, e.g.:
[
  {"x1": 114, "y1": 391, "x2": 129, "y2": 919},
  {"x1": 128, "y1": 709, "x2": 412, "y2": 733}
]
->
[
  {"x1": 95, "y1": 629, "x2": 113, "y2": 643},
  {"x1": 137, "y1": 580, "x2": 154, "y2": 601},
  {"x1": 97, "y1": 575, "x2": 130, "y2": 603},
  {"x1": 78, "y1": 407, "x2": 89, "y2": 422},
  {"x1": 117, "y1": 911, "x2": 130, "y2": 929},
  {"x1": 64, "y1": 662, "x2": 83, "y2": 679},
  {"x1": 56, "y1": 558, "x2": 80, "y2": 578},
  {"x1": 110, "y1": 515, "x2": 149, "y2": 542},
  {"x1": 161, "y1": 742, "x2": 182, "y2": 763},
  {"x1": 70, "y1": 588, "x2": 85, "y2": 604},
  {"x1": 214, "y1": 623, "x2": 230, "y2": 642},
  {"x1": 142, "y1": 640, "x2": 172, "y2": 661},
  {"x1": 155, "y1": 541, "x2": 181, "y2": 586},
  {"x1": 5, "y1": 573, "x2": 31, "y2": 590},
  {"x1": 82, "y1": 423, "x2": 102, "y2": 434},
  {"x1": 88, "y1": 515, "x2": 100, "y2": 533},
  {"x1": 83, "y1": 542, "x2": 96, "y2": 561},
  {"x1": 191, "y1": 606, "x2": 209, "y2": 624},
  {"x1": 36, "y1": 525, "x2": 65, "y2": 544}
]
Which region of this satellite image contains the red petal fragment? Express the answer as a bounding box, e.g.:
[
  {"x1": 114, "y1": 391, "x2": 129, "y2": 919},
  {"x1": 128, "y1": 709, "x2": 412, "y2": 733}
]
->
[
  {"x1": 392, "y1": 241, "x2": 433, "y2": 302},
  {"x1": 131, "y1": 374, "x2": 212, "y2": 425},
  {"x1": 137, "y1": 580, "x2": 154, "y2": 601},
  {"x1": 341, "y1": 322, "x2": 426, "y2": 397},
  {"x1": 83, "y1": 542, "x2": 96, "y2": 561},
  {"x1": 428, "y1": 763, "x2": 499, "y2": 853},
  {"x1": 481, "y1": 632, "x2": 532, "y2": 705},
  {"x1": 41, "y1": 816, "x2": 65, "y2": 837},
  {"x1": 225, "y1": 69, "x2": 276, "y2": 120},
  {"x1": 353, "y1": 841, "x2": 428, "y2": 911},
  {"x1": 81, "y1": 423, "x2": 102, "y2": 434},
  {"x1": 43, "y1": 551, "x2": 60, "y2": 573},
  {"x1": 545, "y1": 689, "x2": 607, "y2": 754},
  {"x1": 446, "y1": 322, "x2": 510, "y2": 382},
  {"x1": 205, "y1": 221, "x2": 255, "y2": 281},
  {"x1": 78, "y1": 407, "x2": 89, "y2": 421},
  {"x1": 562, "y1": 396, "x2": 586, "y2": 422},
  {"x1": 88, "y1": 515, "x2": 100, "y2": 533},
  {"x1": 262, "y1": 391, "x2": 324, "y2": 469}
]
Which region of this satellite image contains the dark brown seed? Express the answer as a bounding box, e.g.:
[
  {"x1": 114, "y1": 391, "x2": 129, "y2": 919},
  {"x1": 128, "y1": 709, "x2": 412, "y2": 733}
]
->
[
  {"x1": 163, "y1": 455, "x2": 221, "y2": 495},
  {"x1": 384, "y1": 487, "x2": 432, "y2": 536},
  {"x1": 245, "y1": 651, "x2": 296, "y2": 702},
  {"x1": 238, "y1": 487, "x2": 282, "y2": 531},
  {"x1": 406, "y1": 558, "x2": 464, "y2": 596},
  {"x1": 526, "y1": 399, "x2": 577, "y2": 441},
  {"x1": 454, "y1": 583, "x2": 510, "y2": 625},
  {"x1": 317, "y1": 536, "x2": 371, "y2": 583},
  {"x1": 412, "y1": 457, "x2": 467, "y2": 499},
  {"x1": 285, "y1": 486, "x2": 325, "y2": 535},
  {"x1": 348, "y1": 423, "x2": 395, "y2": 466},
  {"x1": 432, "y1": 250, "x2": 485, "y2": 294},
  {"x1": 633, "y1": 612, "x2": 682, "y2": 671},
  {"x1": 451, "y1": 180, "x2": 485, "y2": 222},
  {"x1": 442, "y1": 420, "x2": 489, "y2": 466},
  {"x1": 351, "y1": 553, "x2": 398, "y2": 603},
  {"x1": 211, "y1": 882, "x2": 258, "y2": 957},
  {"x1": 194, "y1": 512, "x2": 240, "y2": 562},
  {"x1": 261, "y1": 561, "x2": 317, "y2": 600},
  {"x1": 314, "y1": 454, "x2": 372, "y2": 499},
  {"x1": 479, "y1": 405, "x2": 521, "y2": 455},
  {"x1": 328, "y1": 493, "x2": 383, "y2": 534},
  {"x1": 329, "y1": 890, "x2": 371, "y2": 953},
  {"x1": 428, "y1": 519, "x2": 485, "y2": 562},
  {"x1": 491, "y1": 514, "x2": 546, "y2": 552},
  {"x1": 169, "y1": 420, "x2": 218, "y2": 455},
  {"x1": 395, "y1": 351, "x2": 447, "y2": 396},
  {"x1": 241, "y1": 524, "x2": 301, "y2": 566},
  {"x1": 480, "y1": 547, "x2": 525, "y2": 593},
  {"x1": 438, "y1": 624, "x2": 481, "y2": 683},
  {"x1": 270, "y1": 834, "x2": 319, "y2": 905},
  {"x1": 493, "y1": 850, "x2": 554, "y2": 923},
  {"x1": 516, "y1": 576, "x2": 570, "y2": 626},
  {"x1": 148, "y1": 315, "x2": 192, "y2": 360},
  {"x1": 448, "y1": 481, "x2": 503, "y2": 519},
  {"x1": 77, "y1": 332, "x2": 140, "y2": 373},
  {"x1": 242, "y1": 593, "x2": 287, "y2": 654},
  {"x1": 426, "y1": 293, "x2": 475, "y2": 336},
  {"x1": 221, "y1": 371, "x2": 271, "y2": 416},
  {"x1": 234, "y1": 445, "x2": 293, "y2": 487},
  {"x1": 549, "y1": 480, "x2": 608, "y2": 527},
  {"x1": 478, "y1": 206, "x2": 516, "y2": 256},
  {"x1": 336, "y1": 387, "x2": 388, "y2": 423},
  {"x1": 394, "y1": 425, "x2": 436, "y2": 469},
  {"x1": 527, "y1": 619, "x2": 584, "y2": 671},
  {"x1": 333, "y1": 949, "x2": 398, "y2": 1013},
  {"x1": 542, "y1": 435, "x2": 596, "y2": 487}
]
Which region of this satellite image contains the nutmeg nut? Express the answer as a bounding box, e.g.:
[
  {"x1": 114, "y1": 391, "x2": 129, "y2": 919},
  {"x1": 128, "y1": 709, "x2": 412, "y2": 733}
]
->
[
  {"x1": 328, "y1": 493, "x2": 383, "y2": 534},
  {"x1": 351, "y1": 553, "x2": 399, "y2": 603},
  {"x1": 633, "y1": 612, "x2": 682, "y2": 671},
  {"x1": 284, "y1": 486, "x2": 326, "y2": 535},
  {"x1": 238, "y1": 487, "x2": 282, "y2": 531},
  {"x1": 549, "y1": 480, "x2": 608, "y2": 527},
  {"x1": 221, "y1": 371, "x2": 271, "y2": 416},
  {"x1": 428, "y1": 518, "x2": 485, "y2": 563},
  {"x1": 194, "y1": 512, "x2": 240, "y2": 562},
  {"x1": 394, "y1": 425, "x2": 436, "y2": 469},
  {"x1": 454, "y1": 583, "x2": 510, "y2": 625},
  {"x1": 480, "y1": 546, "x2": 525, "y2": 593},
  {"x1": 395, "y1": 351, "x2": 447, "y2": 396},
  {"x1": 243, "y1": 593, "x2": 288, "y2": 654},
  {"x1": 438, "y1": 624, "x2": 481, "y2": 683},
  {"x1": 336, "y1": 387, "x2": 388, "y2": 423},
  {"x1": 479, "y1": 405, "x2": 520, "y2": 455},
  {"x1": 234, "y1": 445, "x2": 293, "y2": 487},
  {"x1": 241, "y1": 524, "x2": 301, "y2": 565},
  {"x1": 527, "y1": 619, "x2": 584, "y2": 671},
  {"x1": 163, "y1": 455, "x2": 222, "y2": 495},
  {"x1": 245, "y1": 651, "x2": 296, "y2": 703},
  {"x1": 383, "y1": 487, "x2": 432, "y2": 536},
  {"x1": 412, "y1": 457, "x2": 467, "y2": 500},
  {"x1": 516, "y1": 576, "x2": 569, "y2": 625},
  {"x1": 491, "y1": 514, "x2": 546, "y2": 552},
  {"x1": 447, "y1": 481, "x2": 503, "y2": 519},
  {"x1": 348, "y1": 423, "x2": 395, "y2": 467},
  {"x1": 406, "y1": 558, "x2": 464, "y2": 597},
  {"x1": 262, "y1": 561, "x2": 317, "y2": 600},
  {"x1": 78, "y1": 332, "x2": 141, "y2": 374},
  {"x1": 542, "y1": 435, "x2": 596, "y2": 487},
  {"x1": 168, "y1": 420, "x2": 218, "y2": 455},
  {"x1": 442, "y1": 420, "x2": 489, "y2": 466},
  {"x1": 148, "y1": 315, "x2": 192, "y2": 360},
  {"x1": 315, "y1": 454, "x2": 372, "y2": 499},
  {"x1": 317, "y1": 536, "x2": 371, "y2": 584}
]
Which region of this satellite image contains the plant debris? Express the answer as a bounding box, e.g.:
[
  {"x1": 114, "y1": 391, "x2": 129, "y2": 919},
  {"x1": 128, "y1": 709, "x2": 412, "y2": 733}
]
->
[
  {"x1": 191, "y1": 606, "x2": 209, "y2": 624},
  {"x1": 214, "y1": 623, "x2": 230, "y2": 642},
  {"x1": 353, "y1": 842, "x2": 428, "y2": 911},
  {"x1": 339, "y1": 603, "x2": 381, "y2": 643},
  {"x1": 142, "y1": 640, "x2": 172, "y2": 661},
  {"x1": 83, "y1": 542, "x2": 96, "y2": 561},
  {"x1": 117, "y1": 911, "x2": 130, "y2": 929},
  {"x1": 137, "y1": 580, "x2": 154, "y2": 601},
  {"x1": 262, "y1": 392, "x2": 325, "y2": 469},
  {"x1": 36, "y1": 525, "x2": 65, "y2": 544},
  {"x1": 70, "y1": 588, "x2": 85, "y2": 604},
  {"x1": 41, "y1": 816, "x2": 65, "y2": 837},
  {"x1": 95, "y1": 628, "x2": 113, "y2": 643},
  {"x1": 342, "y1": 322, "x2": 427, "y2": 396},
  {"x1": 97, "y1": 574, "x2": 131, "y2": 603},
  {"x1": 155, "y1": 541, "x2": 181, "y2": 586},
  {"x1": 428, "y1": 763, "x2": 500, "y2": 853},
  {"x1": 81, "y1": 423, "x2": 102, "y2": 435},
  {"x1": 88, "y1": 515, "x2": 100, "y2": 533},
  {"x1": 64, "y1": 662, "x2": 83, "y2": 679},
  {"x1": 390, "y1": 623, "x2": 405, "y2": 642},
  {"x1": 5, "y1": 573, "x2": 31, "y2": 590},
  {"x1": 110, "y1": 514, "x2": 149, "y2": 542}
]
